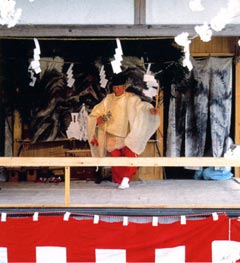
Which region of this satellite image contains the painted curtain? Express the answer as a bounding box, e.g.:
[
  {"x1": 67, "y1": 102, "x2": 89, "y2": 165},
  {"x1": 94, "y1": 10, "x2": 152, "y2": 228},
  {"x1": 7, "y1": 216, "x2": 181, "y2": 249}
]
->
[{"x1": 166, "y1": 57, "x2": 233, "y2": 163}]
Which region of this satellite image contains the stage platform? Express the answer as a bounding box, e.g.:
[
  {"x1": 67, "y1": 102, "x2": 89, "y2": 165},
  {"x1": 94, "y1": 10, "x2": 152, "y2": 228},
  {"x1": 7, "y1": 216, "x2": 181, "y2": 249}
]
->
[{"x1": 0, "y1": 179, "x2": 240, "y2": 215}]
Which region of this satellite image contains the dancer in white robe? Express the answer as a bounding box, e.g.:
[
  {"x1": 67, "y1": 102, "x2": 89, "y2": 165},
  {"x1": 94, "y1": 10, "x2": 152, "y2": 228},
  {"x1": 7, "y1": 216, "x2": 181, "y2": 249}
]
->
[{"x1": 88, "y1": 73, "x2": 160, "y2": 189}]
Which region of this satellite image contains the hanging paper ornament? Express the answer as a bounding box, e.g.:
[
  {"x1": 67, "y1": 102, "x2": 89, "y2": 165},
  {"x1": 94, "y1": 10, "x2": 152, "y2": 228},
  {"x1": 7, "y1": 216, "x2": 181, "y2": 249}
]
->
[
  {"x1": 111, "y1": 38, "x2": 123, "y2": 74},
  {"x1": 189, "y1": 0, "x2": 204, "y2": 12},
  {"x1": 99, "y1": 65, "x2": 108, "y2": 88},
  {"x1": 194, "y1": 22, "x2": 212, "y2": 42},
  {"x1": 174, "y1": 32, "x2": 193, "y2": 71},
  {"x1": 28, "y1": 64, "x2": 37, "y2": 87},
  {"x1": 143, "y1": 63, "x2": 158, "y2": 99},
  {"x1": 65, "y1": 104, "x2": 89, "y2": 141},
  {"x1": 0, "y1": 0, "x2": 22, "y2": 28},
  {"x1": 78, "y1": 104, "x2": 88, "y2": 141},
  {"x1": 30, "y1": 38, "x2": 41, "y2": 74},
  {"x1": 66, "y1": 63, "x2": 75, "y2": 88},
  {"x1": 66, "y1": 113, "x2": 81, "y2": 140}
]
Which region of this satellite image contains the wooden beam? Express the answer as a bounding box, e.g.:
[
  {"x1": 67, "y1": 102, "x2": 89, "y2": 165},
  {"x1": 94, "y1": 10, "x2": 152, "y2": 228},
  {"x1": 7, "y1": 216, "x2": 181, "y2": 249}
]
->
[
  {"x1": 0, "y1": 203, "x2": 240, "y2": 209},
  {"x1": 192, "y1": 53, "x2": 234, "y2": 57},
  {"x1": 0, "y1": 157, "x2": 239, "y2": 167},
  {"x1": 1, "y1": 24, "x2": 240, "y2": 38},
  {"x1": 235, "y1": 57, "x2": 240, "y2": 177},
  {"x1": 134, "y1": 0, "x2": 146, "y2": 25},
  {"x1": 64, "y1": 166, "x2": 70, "y2": 206}
]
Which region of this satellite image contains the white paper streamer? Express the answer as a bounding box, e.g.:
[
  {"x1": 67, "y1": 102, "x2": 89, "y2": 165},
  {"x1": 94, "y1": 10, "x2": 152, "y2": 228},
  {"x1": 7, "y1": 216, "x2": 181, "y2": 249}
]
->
[
  {"x1": 0, "y1": 0, "x2": 22, "y2": 28},
  {"x1": 1, "y1": 212, "x2": 7, "y2": 222},
  {"x1": 143, "y1": 63, "x2": 159, "y2": 99},
  {"x1": 30, "y1": 38, "x2": 41, "y2": 74},
  {"x1": 180, "y1": 215, "x2": 186, "y2": 225},
  {"x1": 111, "y1": 38, "x2": 123, "y2": 74},
  {"x1": 189, "y1": 0, "x2": 204, "y2": 12},
  {"x1": 212, "y1": 212, "x2": 219, "y2": 221},
  {"x1": 66, "y1": 63, "x2": 75, "y2": 87},
  {"x1": 28, "y1": 64, "x2": 37, "y2": 87},
  {"x1": 93, "y1": 215, "x2": 100, "y2": 224},
  {"x1": 63, "y1": 212, "x2": 71, "y2": 221},
  {"x1": 99, "y1": 65, "x2": 108, "y2": 88},
  {"x1": 123, "y1": 216, "x2": 128, "y2": 226},
  {"x1": 33, "y1": 212, "x2": 39, "y2": 221},
  {"x1": 78, "y1": 104, "x2": 88, "y2": 141},
  {"x1": 152, "y1": 216, "x2": 158, "y2": 226}
]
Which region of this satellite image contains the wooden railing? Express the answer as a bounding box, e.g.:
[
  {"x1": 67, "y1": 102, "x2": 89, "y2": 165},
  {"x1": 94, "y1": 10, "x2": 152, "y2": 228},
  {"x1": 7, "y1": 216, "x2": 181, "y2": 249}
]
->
[{"x1": 0, "y1": 157, "x2": 239, "y2": 207}]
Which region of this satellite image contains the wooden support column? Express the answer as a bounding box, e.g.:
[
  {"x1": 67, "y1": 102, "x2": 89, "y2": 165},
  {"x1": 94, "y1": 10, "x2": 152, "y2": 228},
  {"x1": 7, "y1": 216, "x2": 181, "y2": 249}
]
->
[
  {"x1": 64, "y1": 166, "x2": 70, "y2": 206},
  {"x1": 13, "y1": 110, "x2": 22, "y2": 156},
  {"x1": 235, "y1": 57, "x2": 240, "y2": 177},
  {"x1": 0, "y1": 100, "x2": 4, "y2": 156},
  {"x1": 134, "y1": 0, "x2": 146, "y2": 24},
  {"x1": 157, "y1": 88, "x2": 164, "y2": 178}
]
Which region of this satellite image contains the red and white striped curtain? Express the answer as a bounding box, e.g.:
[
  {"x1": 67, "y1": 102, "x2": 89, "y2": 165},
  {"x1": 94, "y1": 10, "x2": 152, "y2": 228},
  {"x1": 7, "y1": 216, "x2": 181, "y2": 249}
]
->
[{"x1": 1, "y1": 213, "x2": 240, "y2": 262}]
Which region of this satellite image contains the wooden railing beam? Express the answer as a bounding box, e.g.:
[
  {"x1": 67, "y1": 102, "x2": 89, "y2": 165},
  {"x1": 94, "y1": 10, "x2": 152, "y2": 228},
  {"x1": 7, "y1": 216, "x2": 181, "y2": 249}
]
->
[{"x1": 0, "y1": 157, "x2": 239, "y2": 167}]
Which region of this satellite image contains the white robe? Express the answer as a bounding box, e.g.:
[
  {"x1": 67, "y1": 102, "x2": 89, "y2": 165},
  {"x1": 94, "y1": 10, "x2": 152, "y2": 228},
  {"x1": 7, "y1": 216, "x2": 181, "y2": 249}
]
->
[{"x1": 88, "y1": 92, "x2": 160, "y2": 157}]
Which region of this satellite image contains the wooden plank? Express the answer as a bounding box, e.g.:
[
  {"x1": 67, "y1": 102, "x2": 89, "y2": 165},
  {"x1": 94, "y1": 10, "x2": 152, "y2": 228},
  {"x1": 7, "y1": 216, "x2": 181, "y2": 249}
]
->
[
  {"x1": 235, "y1": 58, "x2": 240, "y2": 177},
  {"x1": 0, "y1": 203, "x2": 240, "y2": 209},
  {"x1": 0, "y1": 157, "x2": 239, "y2": 167},
  {"x1": 135, "y1": 141, "x2": 162, "y2": 180},
  {"x1": 134, "y1": 0, "x2": 141, "y2": 24},
  {"x1": 1, "y1": 24, "x2": 240, "y2": 38},
  {"x1": 192, "y1": 53, "x2": 234, "y2": 57},
  {"x1": 64, "y1": 166, "x2": 70, "y2": 206},
  {"x1": 190, "y1": 36, "x2": 237, "y2": 54},
  {"x1": 13, "y1": 110, "x2": 22, "y2": 156},
  {"x1": 134, "y1": 0, "x2": 146, "y2": 25}
]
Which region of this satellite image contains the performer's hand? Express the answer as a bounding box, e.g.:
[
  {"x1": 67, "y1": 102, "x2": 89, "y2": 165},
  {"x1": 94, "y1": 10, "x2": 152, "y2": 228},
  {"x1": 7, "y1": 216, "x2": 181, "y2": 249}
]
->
[
  {"x1": 149, "y1": 108, "x2": 159, "y2": 115},
  {"x1": 96, "y1": 116, "x2": 103, "y2": 125},
  {"x1": 90, "y1": 137, "x2": 99, "y2": 146}
]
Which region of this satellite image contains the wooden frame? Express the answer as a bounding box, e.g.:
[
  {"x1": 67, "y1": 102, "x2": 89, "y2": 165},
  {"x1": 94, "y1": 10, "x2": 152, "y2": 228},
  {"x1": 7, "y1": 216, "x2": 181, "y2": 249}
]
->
[
  {"x1": 134, "y1": 0, "x2": 146, "y2": 25},
  {"x1": 1, "y1": 24, "x2": 240, "y2": 38},
  {"x1": 235, "y1": 58, "x2": 240, "y2": 177},
  {"x1": 0, "y1": 156, "x2": 239, "y2": 207}
]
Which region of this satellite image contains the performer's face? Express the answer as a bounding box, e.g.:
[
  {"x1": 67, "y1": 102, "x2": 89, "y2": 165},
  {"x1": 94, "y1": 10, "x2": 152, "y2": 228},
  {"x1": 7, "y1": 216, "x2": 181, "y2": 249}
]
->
[{"x1": 112, "y1": 84, "x2": 126, "y2": 96}]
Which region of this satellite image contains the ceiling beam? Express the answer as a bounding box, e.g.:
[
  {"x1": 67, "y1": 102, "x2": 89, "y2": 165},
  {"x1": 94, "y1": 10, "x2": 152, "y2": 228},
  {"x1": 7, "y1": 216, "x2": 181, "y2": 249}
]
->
[{"x1": 0, "y1": 24, "x2": 239, "y2": 38}]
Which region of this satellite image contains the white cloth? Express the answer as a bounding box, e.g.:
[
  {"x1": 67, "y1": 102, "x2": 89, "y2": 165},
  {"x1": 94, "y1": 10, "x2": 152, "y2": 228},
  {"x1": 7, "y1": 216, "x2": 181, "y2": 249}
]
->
[{"x1": 88, "y1": 92, "x2": 160, "y2": 157}]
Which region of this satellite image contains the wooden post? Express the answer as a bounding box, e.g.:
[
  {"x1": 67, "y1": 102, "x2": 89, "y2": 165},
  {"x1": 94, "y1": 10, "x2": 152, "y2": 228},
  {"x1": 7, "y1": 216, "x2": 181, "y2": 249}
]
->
[
  {"x1": 157, "y1": 88, "x2": 164, "y2": 179},
  {"x1": 13, "y1": 110, "x2": 22, "y2": 156},
  {"x1": 134, "y1": 0, "x2": 146, "y2": 25},
  {"x1": 235, "y1": 57, "x2": 240, "y2": 177},
  {"x1": 64, "y1": 166, "x2": 70, "y2": 206}
]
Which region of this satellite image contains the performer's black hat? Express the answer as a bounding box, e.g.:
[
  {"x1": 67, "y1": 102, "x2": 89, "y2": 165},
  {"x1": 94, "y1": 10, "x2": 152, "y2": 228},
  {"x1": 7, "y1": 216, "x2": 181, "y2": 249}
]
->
[{"x1": 111, "y1": 73, "x2": 126, "y2": 86}]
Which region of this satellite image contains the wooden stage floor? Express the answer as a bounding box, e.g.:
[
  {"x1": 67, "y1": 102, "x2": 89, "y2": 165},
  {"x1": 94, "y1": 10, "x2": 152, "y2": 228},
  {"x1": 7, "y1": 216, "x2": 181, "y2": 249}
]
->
[{"x1": 0, "y1": 178, "x2": 240, "y2": 209}]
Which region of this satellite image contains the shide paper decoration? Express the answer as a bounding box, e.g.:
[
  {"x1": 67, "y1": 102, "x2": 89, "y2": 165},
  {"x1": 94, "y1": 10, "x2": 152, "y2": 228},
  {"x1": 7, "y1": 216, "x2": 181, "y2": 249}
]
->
[
  {"x1": 111, "y1": 38, "x2": 123, "y2": 74},
  {"x1": 189, "y1": 0, "x2": 204, "y2": 12},
  {"x1": 30, "y1": 38, "x2": 41, "y2": 74},
  {"x1": 28, "y1": 38, "x2": 41, "y2": 86},
  {"x1": 66, "y1": 113, "x2": 80, "y2": 140},
  {"x1": 66, "y1": 63, "x2": 75, "y2": 88},
  {"x1": 99, "y1": 65, "x2": 108, "y2": 88},
  {"x1": 210, "y1": 0, "x2": 240, "y2": 32},
  {"x1": 143, "y1": 63, "x2": 158, "y2": 99},
  {"x1": 194, "y1": 22, "x2": 213, "y2": 42},
  {"x1": 78, "y1": 104, "x2": 88, "y2": 141},
  {"x1": 66, "y1": 105, "x2": 88, "y2": 141},
  {"x1": 174, "y1": 32, "x2": 193, "y2": 71},
  {"x1": 0, "y1": 0, "x2": 22, "y2": 28},
  {"x1": 176, "y1": 0, "x2": 240, "y2": 71},
  {"x1": 28, "y1": 65, "x2": 37, "y2": 87}
]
